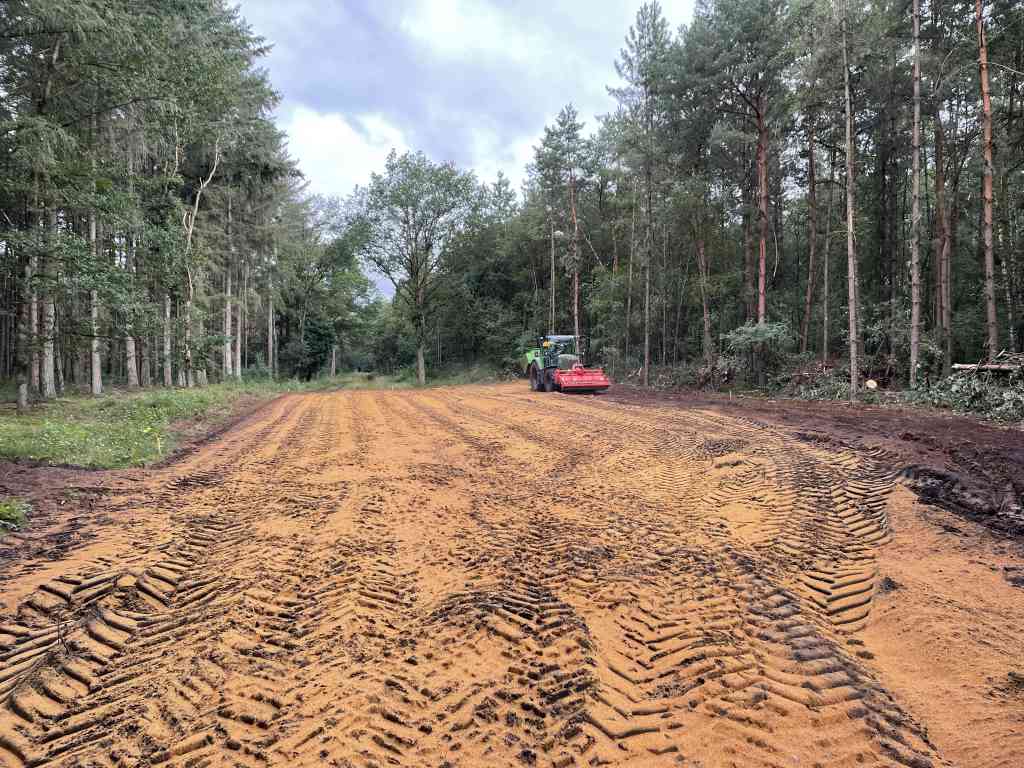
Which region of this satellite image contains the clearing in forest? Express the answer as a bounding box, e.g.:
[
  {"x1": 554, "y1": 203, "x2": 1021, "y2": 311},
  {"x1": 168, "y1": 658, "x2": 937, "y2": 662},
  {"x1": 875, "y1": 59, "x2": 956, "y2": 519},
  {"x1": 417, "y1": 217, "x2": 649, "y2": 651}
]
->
[{"x1": 0, "y1": 384, "x2": 1022, "y2": 768}]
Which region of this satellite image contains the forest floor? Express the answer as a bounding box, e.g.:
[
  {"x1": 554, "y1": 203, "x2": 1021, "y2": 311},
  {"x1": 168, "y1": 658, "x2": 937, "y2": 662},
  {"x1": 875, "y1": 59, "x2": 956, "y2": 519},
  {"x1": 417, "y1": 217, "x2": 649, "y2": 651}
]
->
[{"x1": 0, "y1": 383, "x2": 1021, "y2": 767}]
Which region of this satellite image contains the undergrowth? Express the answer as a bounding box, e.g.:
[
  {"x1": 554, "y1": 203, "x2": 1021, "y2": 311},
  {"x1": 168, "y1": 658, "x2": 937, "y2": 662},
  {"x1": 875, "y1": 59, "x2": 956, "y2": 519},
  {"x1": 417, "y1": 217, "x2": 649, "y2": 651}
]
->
[{"x1": 0, "y1": 496, "x2": 29, "y2": 534}]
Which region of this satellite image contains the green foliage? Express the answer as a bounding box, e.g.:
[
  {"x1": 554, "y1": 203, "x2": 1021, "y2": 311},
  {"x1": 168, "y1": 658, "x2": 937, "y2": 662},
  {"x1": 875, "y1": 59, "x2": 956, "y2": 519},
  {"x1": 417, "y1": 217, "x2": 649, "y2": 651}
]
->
[
  {"x1": 909, "y1": 370, "x2": 1024, "y2": 423},
  {"x1": 0, "y1": 497, "x2": 30, "y2": 534}
]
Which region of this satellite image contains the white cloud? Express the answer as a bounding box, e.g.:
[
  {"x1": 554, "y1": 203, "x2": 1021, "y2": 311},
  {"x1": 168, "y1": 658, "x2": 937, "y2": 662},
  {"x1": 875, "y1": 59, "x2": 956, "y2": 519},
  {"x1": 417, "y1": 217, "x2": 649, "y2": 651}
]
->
[
  {"x1": 280, "y1": 106, "x2": 410, "y2": 198},
  {"x1": 398, "y1": 0, "x2": 541, "y2": 65}
]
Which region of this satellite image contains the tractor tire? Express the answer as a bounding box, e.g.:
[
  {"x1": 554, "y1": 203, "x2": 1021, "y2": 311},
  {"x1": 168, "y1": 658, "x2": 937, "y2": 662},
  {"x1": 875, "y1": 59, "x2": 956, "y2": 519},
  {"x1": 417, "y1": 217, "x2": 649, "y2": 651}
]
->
[
  {"x1": 543, "y1": 369, "x2": 556, "y2": 392},
  {"x1": 529, "y1": 365, "x2": 539, "y2": 391}
]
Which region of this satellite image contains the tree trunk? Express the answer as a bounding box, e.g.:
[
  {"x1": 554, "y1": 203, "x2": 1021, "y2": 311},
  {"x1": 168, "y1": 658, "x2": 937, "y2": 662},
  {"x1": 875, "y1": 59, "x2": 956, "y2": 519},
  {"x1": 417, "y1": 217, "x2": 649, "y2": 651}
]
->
[
  {"x1": 756, "y1": 101, "x2": 769, "y2": 324},
  {"x1": 30, "y1": 255, "x2": 39, "y2": 393},
  {"x1": 977, "y1": 0, "x2": 998, "y2": 359},
  {"x1": 125, "y1": 335, "x2": 139, "y2": 388},
  {"x1": 140, "y1": 336, "x2": 151, "y2": 387},
  {"x1": 697, "y1": 239, "x2": 714, "y2": 368},
  {"x1": 224, "y1": 270, "x2": 232, "y2": 379},
  {"x1": 625, "y1": 183, "x2": 636, "y2": 361},
  {"x1": 89, "y1": 289, "x2": 104, "y2": 396},
  {"x1": 549, "y1": 221, "x2": 556, "y2": 334},
  {"x1": 934, "y1": 113, "x2": 953, "y2": 374},
  {"x1": 800, "y1": 120, "x2": 818, "y2": 353},
  {"x1": 267, "y1": 288, "x2": 274, "y2": 378},
  {"x1": 233, "y1": 302, "x2": 242, "y2": 380},
  {"x1": 125, "y1": 242, "x2": 139, "y2": 389},
  {"x1": 570, "y1": 172, "x2": 581, "y2": 344},
  {"x1": 89, "y1": 205, "x2": 102, "y2": 395},
  {"x1": 416, "y1": 342, "x2": 426, "y2": 386},
  {"x1": 163, "y1": 293, "x2": 173, "y2": 387},
  {"x1": 41, "y1": 209, "x2": 57, "y2": 400},
  {"x1": 843, "y1": 8, "x2": 859, "y2": 399},
  {"x1": 17, "y1": 254, "x2": 31, "y2": 412},
  {"x1": 910, "y1": 0, "x2": 923, "y2": 386},
  {"x1": 331, "y1": 344, "x2": 338, "y2": 377},
  {"x1": 643, "y1": 235, "x2": 650, "y2": 387}
]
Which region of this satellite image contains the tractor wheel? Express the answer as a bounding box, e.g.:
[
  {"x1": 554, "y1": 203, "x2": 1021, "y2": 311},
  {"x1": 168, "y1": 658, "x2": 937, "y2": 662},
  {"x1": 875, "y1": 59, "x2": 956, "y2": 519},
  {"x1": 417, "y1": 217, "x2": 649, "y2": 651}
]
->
[
  {"x1": 543, "y1": 369, "x2": 556, "y2": 392},
  {"x1": 529, "y1": 365, "x2": 539, "y2": 391}
]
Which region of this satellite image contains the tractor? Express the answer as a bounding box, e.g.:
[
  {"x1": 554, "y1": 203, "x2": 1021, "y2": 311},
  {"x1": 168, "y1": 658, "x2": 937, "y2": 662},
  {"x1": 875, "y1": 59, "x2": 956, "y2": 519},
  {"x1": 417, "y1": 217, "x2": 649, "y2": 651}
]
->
[{"x1": 523, "y1": 335, "x2": 611, "y2": 393}]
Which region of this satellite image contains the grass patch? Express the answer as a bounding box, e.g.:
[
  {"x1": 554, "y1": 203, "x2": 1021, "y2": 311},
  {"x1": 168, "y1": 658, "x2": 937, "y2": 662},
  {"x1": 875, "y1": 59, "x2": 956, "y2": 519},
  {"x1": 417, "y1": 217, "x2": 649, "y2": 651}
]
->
[{"x1": 0, "y1": 496, "x2": 29, "y2": 534}]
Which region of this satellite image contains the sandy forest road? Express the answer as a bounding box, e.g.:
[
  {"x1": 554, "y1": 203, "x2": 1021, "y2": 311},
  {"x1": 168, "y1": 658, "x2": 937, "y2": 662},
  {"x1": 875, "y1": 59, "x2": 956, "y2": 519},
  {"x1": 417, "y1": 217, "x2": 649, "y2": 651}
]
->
[{"x1": 1, "y1": 385, "x2": 1021, "y2": 768}]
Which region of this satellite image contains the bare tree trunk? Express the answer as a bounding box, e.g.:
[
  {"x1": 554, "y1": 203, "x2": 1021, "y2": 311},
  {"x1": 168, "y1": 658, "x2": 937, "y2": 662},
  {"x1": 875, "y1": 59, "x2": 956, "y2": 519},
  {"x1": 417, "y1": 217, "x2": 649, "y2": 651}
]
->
[
  {"x1": 570, "y1": 172, "x2": 581, "y2": 344},
  {"x1": 800, "y1": 120, "x2": 818, "y2": 353},
  {"x1": 842, "y1": 7, "x2": 859, "y2": 399},
  {"x1": 125, "y1": 237, "x2": 139, "y2": 389},
  {"x1": 549, "y1": 220, "x2": 556, "y2": 334},
  {"x1": 934, "y1": 113, "x2": 953, "y2": 374},
  {"x1": 625, "y1": 182, "x2": 636, "y2": 361},
  {"x1": 267, "y1": 288, "x2": 274, "y2": 377},
  {"x1": 909, "y1": 0, "x2": 923, "y2": 386},
  {"x1": 224, "y1": 270, "x2": 232, "y2": 379},
  {"x1": 233, "y1": 302, "x2": 242, "y2": 380},
  {"x1": 89, "y1": 290, "x2": 103, "y2": 395},
  {"x1": 756, "y1": 102, "x2": 769, "y2": 324},
  {"x1": 163, "y1": 293, "x2": 173, "y2": 387},
  {"x1": 41, "y1": 208, "x2": 57, "y2": 400},
  {"x1": 697, "y1": 239, "x2": 714, "y2": 367},
  {"x1": 643, "y1": 234, "x2": 651, "y2": 387},
  {"x1": 17, "y1": 254, "x2": 31, "y2": 412},
  {"x1": 140, "y1": 336, "x2": 151, "y2": 387},
  {"x1": 125, "y1": 335, "x2": 139, "y2": 388},
  {"x1": 331, "y1": 344, "x2": 337, "y2": 377},
  {"x1": 30, "y1": 255, "x2": 39, "y2": 393},
  {"x1": 977, "y1": 0, "x2": 998, "y2": 358}
]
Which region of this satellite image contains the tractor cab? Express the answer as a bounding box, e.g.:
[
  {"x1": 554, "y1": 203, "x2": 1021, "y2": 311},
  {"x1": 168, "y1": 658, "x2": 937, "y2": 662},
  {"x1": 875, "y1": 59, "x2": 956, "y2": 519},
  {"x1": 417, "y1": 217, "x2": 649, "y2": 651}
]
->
[{"x1": 524, "y1": 335, "x2": 611, "y2": 394}]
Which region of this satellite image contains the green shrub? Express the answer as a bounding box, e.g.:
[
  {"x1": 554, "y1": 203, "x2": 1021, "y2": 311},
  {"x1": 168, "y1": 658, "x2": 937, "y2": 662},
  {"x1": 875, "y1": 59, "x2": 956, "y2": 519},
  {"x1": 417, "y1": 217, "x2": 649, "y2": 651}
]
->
[
  {"x1": 0, "y1": 497, "x2": 29, "y2": 533},
  {"x1": 909, "y1": 369, "x2": 1024, "y2": 422}
]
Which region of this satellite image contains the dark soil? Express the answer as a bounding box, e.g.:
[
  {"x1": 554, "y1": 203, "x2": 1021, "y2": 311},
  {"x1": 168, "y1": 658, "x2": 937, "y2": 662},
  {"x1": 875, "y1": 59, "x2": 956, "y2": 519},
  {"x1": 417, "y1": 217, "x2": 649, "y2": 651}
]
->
[{"x1": 605, "y1": 385, "x2": 1024, "y2": 539}]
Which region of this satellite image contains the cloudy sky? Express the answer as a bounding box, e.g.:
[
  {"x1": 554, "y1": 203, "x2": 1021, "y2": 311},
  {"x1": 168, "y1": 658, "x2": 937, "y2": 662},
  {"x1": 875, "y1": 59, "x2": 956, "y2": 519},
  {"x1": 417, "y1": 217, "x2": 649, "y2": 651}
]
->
[{"x1": 236, "y1": 1, "x2": 695, "y2": 200}]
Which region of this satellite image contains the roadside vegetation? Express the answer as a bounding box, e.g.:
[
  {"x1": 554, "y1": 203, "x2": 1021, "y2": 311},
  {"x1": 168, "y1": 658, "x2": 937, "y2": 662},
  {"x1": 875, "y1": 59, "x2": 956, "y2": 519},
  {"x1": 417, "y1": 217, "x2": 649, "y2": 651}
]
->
[{"x1": 0, "y1": 497, "x2": 29, "y2": 536}]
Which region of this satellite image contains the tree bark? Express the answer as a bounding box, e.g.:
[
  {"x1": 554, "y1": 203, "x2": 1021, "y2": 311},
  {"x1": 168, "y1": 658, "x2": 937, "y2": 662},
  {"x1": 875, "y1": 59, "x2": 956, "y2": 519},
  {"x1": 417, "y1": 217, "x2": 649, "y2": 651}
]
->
[
  {"x1": 910, "y1": 0, "x2": 923, "y2": 386},
  {"x1": 234, "y1": 301, "x2": 242, "y2": 379},
  {"x1": 842, "y1": 7, "x2": 859, "y2": 399},
  {"x1": 267, "y1": 286, "x2": 274, "y2": 378},
  {"x1": 800, "y1": 120, "x2": 818, "y2": 354},
  {"x1": 643, "y1": 234, "x2": 651, "y2": 387},
  {"x1": 976, "y1": 0, "x2": 998, "y2": 358},
  {"x1": 163, "y1": 293, "x2": 173, "y2": 387},
  {"x1": 30, "y1": 255, "x2": 39, "y2": 393},
  {"x1": 224, "y1": 270, "x2": 233, "y2": 379},
  {"x1": 697, "y1": 239, "x2": 714, "y2": 368},
  {"x1": 934, "y1": 112, "x2": 953, "y2": 374},
  {"x1": 549, "y1": 220, "x2": 556, "y2": 334},
  {"x1": 756, "y1": 102, "x2": 769, "y2": 325},
  {"x1": 17, "y1": 254, "x2": 31, "y2": 412},
  {"x1": 41, "y1": 208, "x2": 57, "y2": 400},
  {"x1": 125, "y1": 238, "x2": 139, "y2": 389}
]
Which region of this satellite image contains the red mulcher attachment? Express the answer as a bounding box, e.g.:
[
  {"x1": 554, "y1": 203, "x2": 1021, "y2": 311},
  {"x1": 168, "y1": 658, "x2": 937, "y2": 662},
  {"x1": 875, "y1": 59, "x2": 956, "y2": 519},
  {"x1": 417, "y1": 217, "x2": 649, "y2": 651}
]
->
[{"x1": 554, "y1": 363, "x2": 611, "y2": 393}]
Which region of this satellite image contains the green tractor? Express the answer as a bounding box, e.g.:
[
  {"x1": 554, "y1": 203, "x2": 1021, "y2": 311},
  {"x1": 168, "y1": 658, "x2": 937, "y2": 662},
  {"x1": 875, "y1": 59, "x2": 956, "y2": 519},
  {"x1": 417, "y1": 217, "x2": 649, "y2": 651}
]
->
[{"x1": 523, "y1": 335, "x2": 611, "y2": 393}]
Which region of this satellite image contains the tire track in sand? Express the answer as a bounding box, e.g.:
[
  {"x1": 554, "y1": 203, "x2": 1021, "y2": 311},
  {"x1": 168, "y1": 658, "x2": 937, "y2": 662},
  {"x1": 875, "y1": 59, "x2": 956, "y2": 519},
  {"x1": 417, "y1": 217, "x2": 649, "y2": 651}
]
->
[{"x1": 0, "y1": 385, "x2": 947, "y2": 768}]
